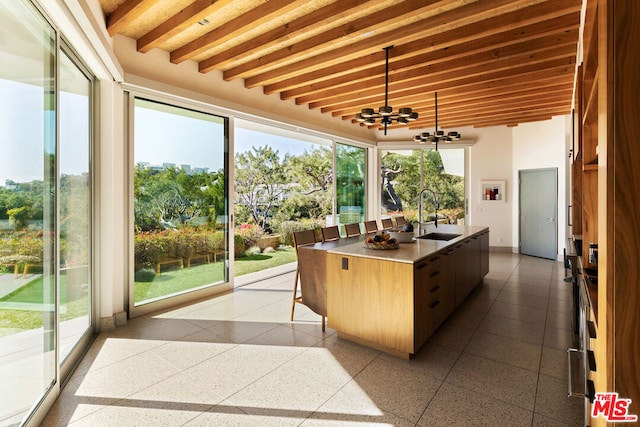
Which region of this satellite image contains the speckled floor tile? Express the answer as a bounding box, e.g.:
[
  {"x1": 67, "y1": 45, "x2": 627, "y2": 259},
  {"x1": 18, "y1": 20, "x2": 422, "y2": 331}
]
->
[
  {"x1": 540, "y1": 346, "x2": 570, "y2": 380},
  {"x1": 418, "y1": 382, "x2": 533, "y2": 427},
  {"x1": 304, "y1": 380, "x2": 414, "y2": 426},
  {"x1": 464, "y1": 331, "x2": 542, "y2": 372},
  {"x1": 445, "y1": 352, "x2": 538, "y2": 410},
  {"x1": 220, "y1": 365, "x2": 339, "y2": 420},
  {"x1": 534, "y1": 374, "x2": 584, "y2": 425},
  {"x1": 41, "y1": 253, "x2": 579, "y2": 427},
  {"x1": 478, "y1": 313, "x2": 545, "y2": 345},
  {"x1": 446, "y1": 305, "x2": 487, "y2": 330},
  {"x1": 429, "y1": 322, "x2": 475, "y2": 351},
  {"x1": 543, "y1": 325, "x2": 574, "y2": 350},
  {"x1": 488, "y1": 299, "x2": 547, "y2": 324},
  {"x1": 497, "y1": 289, "x2": 549, "y2": 310},
  {"x1": 350, "y1": 353, "x2": 441, "y2": 423},
  {"x1": 206, "y1": 320, "x2": 280, "y2": 343}
]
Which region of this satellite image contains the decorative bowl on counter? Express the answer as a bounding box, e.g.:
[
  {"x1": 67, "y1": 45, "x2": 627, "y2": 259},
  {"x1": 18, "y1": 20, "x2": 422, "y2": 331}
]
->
[
  {"x1": 364, "y1": 232, "x2": 400, "y2": 250},
  {"x1": 387, "y1": 229, "x2": 415, "y2": 243}
]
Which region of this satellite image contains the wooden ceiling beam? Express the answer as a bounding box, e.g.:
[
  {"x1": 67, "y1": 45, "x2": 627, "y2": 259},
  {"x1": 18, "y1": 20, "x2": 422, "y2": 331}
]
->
[
  {"x1": 342, "y1": 79, "x2": 574, "y2": 116},
  {"x1": 170, "y1": 0, "x2": 304, "y2": 64},
  {"x1": 273, "y1": 7, "x2": 580, "y2": 97},
  {"x1": 315, "y1": 57, "x2": 575, "y2": 113},
  {"x1": 106, "y1": 0, "x2": 156, "y2": 37},
  {"x1": 242, "y1": 0, "x2": 578, "y2": 88},
  {"x1": 137, "y1": 0, "x2": 235, "y2": 53},
  {"x1": 295, "y1": 37, "x2": 577, "y2": 107},
  {"x1": 223, "y1": 0, "x2": 452, "y2": 82},
  {"x1": 276, "y1": 12, "x2": 579, "y2": 99},
  {"x1": 198, "y1": 0, "x2": 376, "y2": 72},
  {"x1": 235, "y1": 0, "x2": 549, "y2": 86},
  {"x1": 407, "y1": 99, "x2": 572, "y2": 129}
]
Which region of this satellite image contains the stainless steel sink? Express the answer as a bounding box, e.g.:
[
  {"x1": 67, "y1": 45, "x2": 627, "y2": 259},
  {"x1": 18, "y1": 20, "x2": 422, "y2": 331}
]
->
[{"x1": 417, "y1": 232, "x2": 461, "y2": 241}]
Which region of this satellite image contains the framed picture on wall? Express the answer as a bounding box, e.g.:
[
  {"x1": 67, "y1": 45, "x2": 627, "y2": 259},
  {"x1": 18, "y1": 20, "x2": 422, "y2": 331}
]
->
[{"x1": 481, "y1": 180, "x2": 505, "y2": 202}]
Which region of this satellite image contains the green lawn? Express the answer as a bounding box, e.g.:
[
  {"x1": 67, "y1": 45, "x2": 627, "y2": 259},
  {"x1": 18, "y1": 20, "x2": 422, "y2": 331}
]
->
[
  {"x1": 0, "y1": 248, "x2": 297, "y2": 335},
  {"x1": 0, "y1": 275, "x2": 89, "y2": 337},
  {"x1": 135, "y1": 247, "x2": 296, "y2": 304}
]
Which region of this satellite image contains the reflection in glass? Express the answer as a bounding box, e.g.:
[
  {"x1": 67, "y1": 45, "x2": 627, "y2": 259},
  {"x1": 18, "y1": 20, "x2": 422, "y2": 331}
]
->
[
  {"x1": 0, "y1": 1, "x2": 57, "y2": 424},
  {"x1": 380, "y1": 149, "x2": 465, "y2": 225},
  {"x1": 335, "y1": 143, "x2": 366, "y2": 229},
  {"x1": 59, "y1": 51, "x2": 91, "y2": 362},
  {"x1": 133, "y1": 99, "x2": 228, "y2": 305}
]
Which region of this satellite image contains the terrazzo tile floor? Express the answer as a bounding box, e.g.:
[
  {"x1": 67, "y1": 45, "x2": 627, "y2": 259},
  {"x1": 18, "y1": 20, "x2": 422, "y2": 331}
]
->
[{"x1": 42, "y1": 253, "x2": 584, "y2": 426}]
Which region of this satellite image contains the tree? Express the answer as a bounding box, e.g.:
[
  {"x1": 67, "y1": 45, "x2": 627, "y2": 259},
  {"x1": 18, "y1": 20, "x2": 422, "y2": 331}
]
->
[
  {"x1": 380, "y1": 149, "x2": 464, "y2": 216},
  {"x1": 7, "y1": 206, "x2": 30, "y2": 230},
  {"x1": 287, "y1": 147, "x2": 333, "y2": 194},
  {"x1": 234, "y1": 145, "x2": 287, "y2": 232}
]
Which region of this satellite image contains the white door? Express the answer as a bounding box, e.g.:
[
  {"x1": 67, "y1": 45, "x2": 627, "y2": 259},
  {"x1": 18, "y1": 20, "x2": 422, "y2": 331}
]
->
[{"x1": 519, "y1": 168, "x2": 558, "y2": 259}]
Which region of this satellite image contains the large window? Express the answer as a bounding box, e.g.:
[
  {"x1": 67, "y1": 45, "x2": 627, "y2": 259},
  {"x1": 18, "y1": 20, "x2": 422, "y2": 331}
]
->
[
  {"x1": 132, "y1": 98, "x2": 229, "y2": 306},
  {"x1": 0, "y1": 1, "x2": 93, "y2": 424},
  {"x1": 233, "y1": 120, "x2": 332, "y2": 277},
  {"x1": 59, "y1": 49, "x2": 92, "y2": 363},
  {"x1": 380, "y1": 148, "x2": 465, "y2": 225},
  {"x1": 335, "y1": 143, "x2": 366, "y2": 229}
]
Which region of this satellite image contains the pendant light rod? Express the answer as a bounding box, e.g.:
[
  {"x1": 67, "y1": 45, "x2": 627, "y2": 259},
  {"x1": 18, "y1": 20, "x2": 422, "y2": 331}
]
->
[
  {"x1": 384, "y1": 46, "x2": 390, "y2": 109},
  {"x1": 413, "y1": 91, "x2": 461, "y2": 149}
]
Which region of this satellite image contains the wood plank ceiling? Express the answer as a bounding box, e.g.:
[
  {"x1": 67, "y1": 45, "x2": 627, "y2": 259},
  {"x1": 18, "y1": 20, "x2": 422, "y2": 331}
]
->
[{"x1": 100, "y1": 0, "x2": 581, "y2": 134}]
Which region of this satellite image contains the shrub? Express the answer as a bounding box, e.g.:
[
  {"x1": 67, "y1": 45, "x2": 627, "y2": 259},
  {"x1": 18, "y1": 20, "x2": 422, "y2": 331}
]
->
[
  {"x1": 236, "y1": 223, "x2": 264, "y2": 247},
  {"x1": 134, "y1": 232, "x2": 165, "y2": 268},
  {"x1": 208, "y1": 230, "x2": 225, "y2": 252},
  {"x1": 278, "y1": 221, "x2": 320, "y2": 246},
  {"x1": 233, "y1": 233, "x2": 245, "y2": 258}
]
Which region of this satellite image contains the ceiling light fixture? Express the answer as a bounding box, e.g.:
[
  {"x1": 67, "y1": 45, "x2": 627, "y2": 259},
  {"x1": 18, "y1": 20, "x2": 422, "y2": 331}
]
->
[
  {"x1": 355, "y1": 45, "x2": 418, "y2": 135},
  {"x1": 413, "y1": 92, "x2": 461, "y2": 150}
]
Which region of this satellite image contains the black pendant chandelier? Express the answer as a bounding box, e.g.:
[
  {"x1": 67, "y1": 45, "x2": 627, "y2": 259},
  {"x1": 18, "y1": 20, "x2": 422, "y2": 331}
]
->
[
  {"x1": 413, "y1": 92, "x2": 460, "y2": 150},
  {"x1": 355, "y1": 46, "x2": 418, "y2": 135}
]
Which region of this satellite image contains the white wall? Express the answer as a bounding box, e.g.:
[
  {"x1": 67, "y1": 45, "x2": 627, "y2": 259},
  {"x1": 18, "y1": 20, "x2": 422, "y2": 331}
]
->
[
  {"x1": 512, "y1": 115, "x2": 571, "y2": 260},
  {"x1": 467, "y1": 126, "x2": 514, "y2": 248}
]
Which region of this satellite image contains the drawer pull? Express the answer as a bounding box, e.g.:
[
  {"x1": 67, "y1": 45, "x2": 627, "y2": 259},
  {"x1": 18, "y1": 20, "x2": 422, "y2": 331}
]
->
[
  {"x1": 430, "y1": 285, "x2": 440, "y2": 293},
  {"x1": 417, "y1": 263, "x2": 429, "y2": 270},
  {"x1": 587, "y1": 350, "x2": 596, "y2": 372},
  {"x1": 587, "y1": 380, "x2": 596, "y2": 403},
  {"x1": 587, "y1": 321, "x2": 597, "y2": 339},
  {"x1": 430, "y1": 300, "x2": 440, "y2": 309},
  {"x1": 430, "y1": 271, "x2": 440, "y2": 278}
]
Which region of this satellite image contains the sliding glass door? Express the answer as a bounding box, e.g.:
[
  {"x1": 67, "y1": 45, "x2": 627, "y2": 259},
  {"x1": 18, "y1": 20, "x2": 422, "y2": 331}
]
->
[
  {"x1": 132, "y1": 98, "x2": 229, "y2": 306},
  {"x1": 59, "y1": 49, "x2": 92, "y2": 363},
  {"x1": 0, "y1": 1, "x2": 57, "y2": 424}
]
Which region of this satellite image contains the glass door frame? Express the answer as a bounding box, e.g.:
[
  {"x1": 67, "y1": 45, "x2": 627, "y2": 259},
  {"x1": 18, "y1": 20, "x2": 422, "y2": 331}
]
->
[
  {"x1": 57, "y1": 39, "x2": 97, "y2": 383},
  {"x1": 125, "y1": 89, "x2": 233, "y2": 318}
]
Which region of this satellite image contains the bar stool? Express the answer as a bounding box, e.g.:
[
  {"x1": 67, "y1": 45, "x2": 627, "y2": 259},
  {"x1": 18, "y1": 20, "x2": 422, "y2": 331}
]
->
[
  {"x1": 364, "y1": 220, "x2": 378, "y2": 233},
  {"x1": 290, "y1": 229, "x2": 319, "y2": 322},
  {"x1": 394, "y1": 216, "x2": 406, "y2": 227},
  {"x1": 344, "y1": 223, "x2": 361, "y2": 237},
  {"x1": 381, "y1": 218, "x2": 393, "y2": 229},
  {"x1": 321, "y1": 225, "x2": 340, "y2": 242}
]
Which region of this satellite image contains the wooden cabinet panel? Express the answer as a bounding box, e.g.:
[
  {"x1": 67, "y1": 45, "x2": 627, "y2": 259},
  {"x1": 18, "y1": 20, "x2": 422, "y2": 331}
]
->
[
  {"x1": 480, "y1": 231, "x2": 490, "y2": 278},
  {"x1": 327, "y1": 254, "x2": 415, "y2": 355}
]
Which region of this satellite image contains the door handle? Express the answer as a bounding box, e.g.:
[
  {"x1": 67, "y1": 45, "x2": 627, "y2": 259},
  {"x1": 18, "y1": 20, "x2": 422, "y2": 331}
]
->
[{"x1": 546, "y1": 217, "x2": 555, "y2": 222}]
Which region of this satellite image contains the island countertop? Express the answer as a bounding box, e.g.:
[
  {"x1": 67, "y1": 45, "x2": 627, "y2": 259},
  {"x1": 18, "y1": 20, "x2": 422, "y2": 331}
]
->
[{"x1": 326, "y1": 224, "x2": 489, "y2": 264}]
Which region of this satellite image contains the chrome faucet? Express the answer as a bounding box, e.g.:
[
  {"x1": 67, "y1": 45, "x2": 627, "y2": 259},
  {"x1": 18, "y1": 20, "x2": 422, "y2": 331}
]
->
[{"x1": 418, "y1": 188, "x2": 439, "y2": 231}]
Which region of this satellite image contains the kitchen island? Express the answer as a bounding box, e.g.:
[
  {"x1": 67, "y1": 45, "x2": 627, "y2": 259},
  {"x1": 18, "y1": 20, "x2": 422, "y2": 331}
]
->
[{"x1": 326, "y1": 224, "x2": 489, "y2": 358}]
